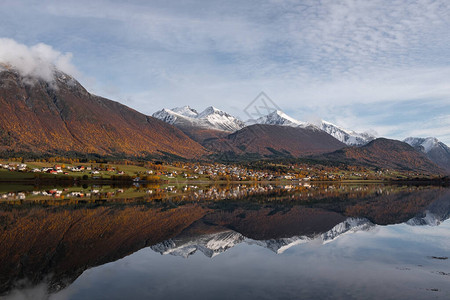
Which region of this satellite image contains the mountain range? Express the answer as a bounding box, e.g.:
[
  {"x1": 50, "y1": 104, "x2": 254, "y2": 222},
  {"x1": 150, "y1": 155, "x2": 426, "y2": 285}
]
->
[
  {"x1": 154, "y1": 104, "x2": 449, "y2": 173},
  {"x1": 154, "y1": 106, "x2": 376, "y2": 146},
  {"x1": 0, "y1": 64, "x2": 448, "y2": 174}
]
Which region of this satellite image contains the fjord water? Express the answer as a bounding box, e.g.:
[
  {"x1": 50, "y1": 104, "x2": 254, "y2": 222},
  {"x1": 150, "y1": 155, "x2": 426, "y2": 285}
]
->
[{"x1": 1, "y1": 183, "x2": 449, "y2": 299}]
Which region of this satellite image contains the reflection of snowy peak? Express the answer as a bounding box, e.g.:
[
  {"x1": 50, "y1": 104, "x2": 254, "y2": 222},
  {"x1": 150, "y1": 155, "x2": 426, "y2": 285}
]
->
[
  {"x1": 153, "y1": 106, "x2": 245, "y2": 132},
  {"x1": 407, "y1": 211, "x2": 444, "y2": 226},
  {"x1": 321, "y1": 218, "x2": 374, "y2": 242},
  {"x1": 319, "y1": 121, "x2": 375, "y2": 146},
  {"x1": 407, "y1": 191, "x2": 450, "y2": 226},
  {"x1": 151, "y1": 231, "x2": 245, "y2": 258},
  {"x1": 249, "y1": 237, "x2": 310, "y2": 254},
  {"x1": 150, "y1": 218, "x2": 375, "y2": 258}
]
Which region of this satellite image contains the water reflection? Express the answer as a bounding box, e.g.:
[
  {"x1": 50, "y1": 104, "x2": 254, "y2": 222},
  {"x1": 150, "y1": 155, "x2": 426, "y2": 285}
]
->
[{"x1": 0, "y1": 184, "x2": 449, "y2": 299}]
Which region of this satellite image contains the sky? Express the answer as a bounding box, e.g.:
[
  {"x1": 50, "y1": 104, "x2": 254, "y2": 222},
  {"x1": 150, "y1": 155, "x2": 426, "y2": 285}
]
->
[{"x1": 0, "y1": 0, "x2": 449, "y2": 144}]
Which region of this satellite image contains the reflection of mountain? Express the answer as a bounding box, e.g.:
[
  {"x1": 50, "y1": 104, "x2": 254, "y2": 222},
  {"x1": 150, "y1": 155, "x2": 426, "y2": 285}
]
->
[
  {"x1": 0, "y1": 204, "x2": 209, "y2": 295},
  {"x1": 407, "y1": 189, "x2": 450, "y2": 226},
  {"x1": 1, "y1": 185, "x2": 449, "y2": 296},
  {"x1": 151, "y1": 230, "x2": 245, "y2": 258},
  {"x1": 321, "y1": 217, "x2": 374, "y2": 243},
  {"x1": 152, "y1": 217, "x2": 374, "y2": 258}
]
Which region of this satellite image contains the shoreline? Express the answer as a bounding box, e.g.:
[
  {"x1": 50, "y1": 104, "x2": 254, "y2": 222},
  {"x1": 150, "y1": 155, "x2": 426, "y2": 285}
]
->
[{"x1": 0, "y1": 178, "x2": 448, "y2": 185}]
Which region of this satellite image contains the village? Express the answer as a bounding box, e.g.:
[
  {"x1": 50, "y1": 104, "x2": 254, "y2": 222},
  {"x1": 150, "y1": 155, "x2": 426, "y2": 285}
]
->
[{"x1": 0, "y1": 159, "x2": 437, "y2": 184}]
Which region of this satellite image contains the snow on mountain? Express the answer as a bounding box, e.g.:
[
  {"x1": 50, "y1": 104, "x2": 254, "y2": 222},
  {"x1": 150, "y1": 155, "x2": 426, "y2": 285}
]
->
[
  {"x1": 152, "y1": 106, "x2": 245, "y2": 132},
  {"x1": 171, "y1": 105, "x2": 199, "y2": 118},
  {"x1": 254, "y1": 110, "x2": 309, "y2": 128},
  {"x1": 197, "y1": 106, "x2": 246, "y2": 131},
  {"x1": 252, "y1": 110, "x2": 375, "y2": 146},
  {"x1": 320, "y1": 120, "x2": 376, "y2": 146},
  {"x1": 404, "y1": 137, "x2": 450, "y2": 172},
  {"x1": 404, "y1": 137, "x2": 445, "y2": 153},
  {"x1": 152, "y1": 108, "x2": 181, "y2": 125}
]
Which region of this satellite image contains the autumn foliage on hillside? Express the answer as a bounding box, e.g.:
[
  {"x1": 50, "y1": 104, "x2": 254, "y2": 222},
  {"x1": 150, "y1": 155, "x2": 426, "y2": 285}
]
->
[{"x1": 0, "y1": 70, "x2": 207, "y2": 158}]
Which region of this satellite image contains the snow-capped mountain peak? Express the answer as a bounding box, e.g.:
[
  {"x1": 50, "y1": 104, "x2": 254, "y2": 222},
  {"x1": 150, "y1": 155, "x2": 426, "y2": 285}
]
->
[
  {"x1": 171, "y1": 106, "x2": 198, "y2": 118},
  {"x1": 253, "y1": 110, "x2": 375, "y2": 146},
  {"x1": 152, "y1": 108, "x2": 181, "y2": 125},
  {"x1": 319, "y1": 120, "x2": 375, "y2": 146},
  {"x1": 153, "y1": 106, "x2": 245, "y2": 132},
  {"x1": 404, "y1": 137, "x2": 441, "y2": 153},
  {"x1": 198, "y1": 106, "x2": 222, "y2": 118},
  {"x1": 255, "y1": 110, "x2": 309, "y2": 128}
]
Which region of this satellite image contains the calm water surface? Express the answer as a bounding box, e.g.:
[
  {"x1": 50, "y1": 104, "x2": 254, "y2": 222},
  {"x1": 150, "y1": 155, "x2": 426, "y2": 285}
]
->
[{"x1": 1, "y1": 183, "x2": 449, "y2": 299}]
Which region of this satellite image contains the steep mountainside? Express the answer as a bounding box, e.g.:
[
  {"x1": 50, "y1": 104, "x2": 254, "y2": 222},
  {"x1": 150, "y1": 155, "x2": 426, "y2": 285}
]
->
[
  {"x1": 0, "y1": 69, "x2": 207, "y2": 158},
  {"x1": 204, "y1": 124, "x2": 346, "y2": 158},
  {"x1": 404, "y1": 137, "x2": 450, "y2": 172},
  {"x1": 321, "y1": 138, "x2": 444, "y2": 174}
]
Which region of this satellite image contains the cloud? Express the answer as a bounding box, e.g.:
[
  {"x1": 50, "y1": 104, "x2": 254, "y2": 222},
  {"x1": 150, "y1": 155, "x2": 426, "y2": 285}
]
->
[{"x1": 0, "y1": 38, "x2": 79, "y2": 82}]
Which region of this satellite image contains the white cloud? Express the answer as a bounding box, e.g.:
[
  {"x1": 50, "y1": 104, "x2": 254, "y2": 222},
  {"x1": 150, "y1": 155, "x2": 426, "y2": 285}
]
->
[{"x1": 0, "y1": 38, "x2": 79, "y2": 82}]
